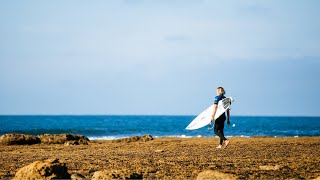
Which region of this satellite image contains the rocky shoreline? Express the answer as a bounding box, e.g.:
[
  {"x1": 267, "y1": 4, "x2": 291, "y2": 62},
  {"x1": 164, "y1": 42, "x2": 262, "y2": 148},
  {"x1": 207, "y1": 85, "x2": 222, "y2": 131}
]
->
[
  {"x1": 0, "y1": 133, "x2": 90, "y2": 145},
  {"x1": 0, "y1": 134, "x2": 320, "y2": 179}
]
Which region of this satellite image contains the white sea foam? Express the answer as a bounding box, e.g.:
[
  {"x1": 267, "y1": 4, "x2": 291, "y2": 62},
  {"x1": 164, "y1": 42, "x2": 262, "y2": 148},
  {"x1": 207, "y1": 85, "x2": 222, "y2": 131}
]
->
[
  {"x1": 88, "y1": 136, "x2": 130, "y2": 140},
  {"x1": 89, "y1": 135, "x2": 200, "y2": 140},
  {"x1": 240, "y1": 135, "x2": 251, "y2": 138},
  {"x1": 168, "y1": 135, "x2": 193, "y2": 138},
  {"x1": 89, "y1": 135, "x2": 302, "y2": 140},
  {"x1": 156, "y1": 135, "x2": 203, "y2": 138},
  {"x1": 227, "y1": 135, "x2": 250, "y2": 138}
]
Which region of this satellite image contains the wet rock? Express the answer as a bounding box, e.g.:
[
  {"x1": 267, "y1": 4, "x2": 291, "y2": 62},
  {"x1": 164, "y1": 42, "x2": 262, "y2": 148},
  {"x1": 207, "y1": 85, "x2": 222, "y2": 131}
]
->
[
  {"x1": 0, "y1": 134, "x2": 40, "y2": 145},
  {"x1": 71, "y1": 173, "x2": 86, "y2": 180},
  {"x1": 13, "y1": 159, "x2": 70, "y2": 180},
  {"x1": 92, "y1": 170, "x2": 143, "y2": 180},
  {"x1": 197, "y1": 170, "x2": 237, "y2": 180},
  {"x1": 112, "y1": 135, "x2": 153, "y2": 143},
  {"x1": 259, "y1": 165, "x2": 281, "y2": 170},
  {"x1": 38, "y1": 134, "x2": 89, "y2": 145}
]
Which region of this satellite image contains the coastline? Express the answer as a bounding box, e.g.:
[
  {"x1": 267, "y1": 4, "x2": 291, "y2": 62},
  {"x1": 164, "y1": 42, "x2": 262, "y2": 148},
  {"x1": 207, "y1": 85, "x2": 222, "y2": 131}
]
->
[
  {"x1": 1, "y1": 136, "x2": 319, "y2": 179},
  {"x1": 87, "y1": 135, "x2": 306, "y2": 140}
]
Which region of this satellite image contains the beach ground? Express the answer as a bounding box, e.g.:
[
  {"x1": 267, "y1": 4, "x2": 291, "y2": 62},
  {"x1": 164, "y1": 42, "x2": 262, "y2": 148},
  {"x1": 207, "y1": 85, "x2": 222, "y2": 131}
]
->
[{"x1": 0, "y1": 137, "x2": 319, "y2": 179}]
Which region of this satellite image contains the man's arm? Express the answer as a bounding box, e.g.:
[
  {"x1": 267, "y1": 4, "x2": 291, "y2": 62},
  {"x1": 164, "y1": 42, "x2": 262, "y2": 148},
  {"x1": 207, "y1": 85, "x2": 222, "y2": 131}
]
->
[{"x1": 211, "y1": 104, "x2": 218, "y2": 122}]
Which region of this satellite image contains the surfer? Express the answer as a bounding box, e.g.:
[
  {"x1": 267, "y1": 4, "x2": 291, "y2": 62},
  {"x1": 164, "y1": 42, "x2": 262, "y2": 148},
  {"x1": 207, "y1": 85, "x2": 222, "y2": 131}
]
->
[{"x1": 211, "y1": 87, "x2": 230, "y2": 149}]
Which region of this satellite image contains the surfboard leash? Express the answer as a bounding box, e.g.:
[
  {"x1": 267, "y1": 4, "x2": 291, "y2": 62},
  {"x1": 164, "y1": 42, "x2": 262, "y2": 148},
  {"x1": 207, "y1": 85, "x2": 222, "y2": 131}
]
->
[{"x1": 208, "y1": 122, "x2": 213, "y2": 131}]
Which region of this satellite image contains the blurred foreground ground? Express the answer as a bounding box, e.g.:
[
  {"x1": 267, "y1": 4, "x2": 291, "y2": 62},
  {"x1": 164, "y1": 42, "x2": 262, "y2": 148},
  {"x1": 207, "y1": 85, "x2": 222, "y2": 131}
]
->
[{"x1": 0, "y1": 137, "x2": 319, "y2": 179}]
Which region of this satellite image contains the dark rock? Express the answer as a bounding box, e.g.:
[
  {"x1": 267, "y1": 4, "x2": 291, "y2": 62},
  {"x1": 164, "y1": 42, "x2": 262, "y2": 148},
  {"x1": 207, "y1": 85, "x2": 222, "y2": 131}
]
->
[
  {"x1": 0, "y1": 133, "x2": 89, "y2": 146},
  {"x1": 38, "y1": 134, "x2": 89, "y2": 145},
  {"x1": 0, "y1": 134, "x2": 40, "y2": 145},
  {"x1": 64, "y1": 140, "x2": 80, "y2": 146}
]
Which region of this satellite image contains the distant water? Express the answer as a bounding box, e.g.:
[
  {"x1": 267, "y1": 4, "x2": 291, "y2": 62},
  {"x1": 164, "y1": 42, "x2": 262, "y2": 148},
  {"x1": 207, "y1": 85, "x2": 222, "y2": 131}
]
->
[{"x1": 0, "y1": 115, "x2": 319, "y2": 140}]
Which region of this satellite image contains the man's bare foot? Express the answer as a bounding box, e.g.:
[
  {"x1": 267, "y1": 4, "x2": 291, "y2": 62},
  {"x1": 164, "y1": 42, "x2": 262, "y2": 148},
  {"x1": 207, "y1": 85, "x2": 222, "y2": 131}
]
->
[
  {"x1": 224, "y1": 140, "x2": 230, "y2": 148},
  {"x1": 216, "y1": 145, "x2": 222, "y2": 149}
]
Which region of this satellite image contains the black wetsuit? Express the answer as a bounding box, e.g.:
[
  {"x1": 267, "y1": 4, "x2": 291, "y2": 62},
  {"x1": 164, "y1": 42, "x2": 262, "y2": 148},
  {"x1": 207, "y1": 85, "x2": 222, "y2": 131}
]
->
[
  {"x1": 214, "y1": 113, "x2": 227, "y2": 145},
  {"x1": 213, "y1": 94, "x2": 227, "y2": 145}
]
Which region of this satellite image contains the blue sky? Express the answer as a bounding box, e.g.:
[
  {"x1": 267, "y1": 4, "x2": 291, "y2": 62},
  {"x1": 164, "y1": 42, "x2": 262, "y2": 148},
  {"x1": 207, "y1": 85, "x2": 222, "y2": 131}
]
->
[{"x1": 0, "y1": 0, "x2": 320, "y2": 116}]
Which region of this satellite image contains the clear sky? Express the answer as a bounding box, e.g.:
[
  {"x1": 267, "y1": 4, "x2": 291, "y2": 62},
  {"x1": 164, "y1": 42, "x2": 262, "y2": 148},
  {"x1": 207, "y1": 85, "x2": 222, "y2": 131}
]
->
[{"x1": 0, "y1": 0, "x2": 320, "y2": 116}]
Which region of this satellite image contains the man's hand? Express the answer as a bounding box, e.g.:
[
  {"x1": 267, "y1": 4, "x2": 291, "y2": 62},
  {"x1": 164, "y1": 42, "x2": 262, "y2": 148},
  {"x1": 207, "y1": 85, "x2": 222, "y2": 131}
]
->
[
  {"x1": 227, "y1": 120, "x2": 231, "y2": 126},
  {"x1": 211, "y1": 116, "x2": 214, "y2": 122}
]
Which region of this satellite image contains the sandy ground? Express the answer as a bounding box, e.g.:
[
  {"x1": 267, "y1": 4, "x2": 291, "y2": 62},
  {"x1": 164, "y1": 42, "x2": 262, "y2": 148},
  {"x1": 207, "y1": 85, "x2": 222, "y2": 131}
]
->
[{"x1": 0, "y1": 137, "x2": 319, "y2": 179}]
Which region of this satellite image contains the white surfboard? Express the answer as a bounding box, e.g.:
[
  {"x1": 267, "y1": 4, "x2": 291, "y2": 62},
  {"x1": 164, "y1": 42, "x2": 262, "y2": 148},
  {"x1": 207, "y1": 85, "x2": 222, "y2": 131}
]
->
[{"x1": 186, "y1": 97, "x2": 234, "y2": 130}]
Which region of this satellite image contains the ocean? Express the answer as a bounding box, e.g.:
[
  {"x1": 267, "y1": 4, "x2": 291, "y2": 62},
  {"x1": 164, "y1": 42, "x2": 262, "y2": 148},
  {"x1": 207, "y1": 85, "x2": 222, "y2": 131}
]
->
[{"x1": 0, "y1": 115, "x2": 319, "y2": 140}]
